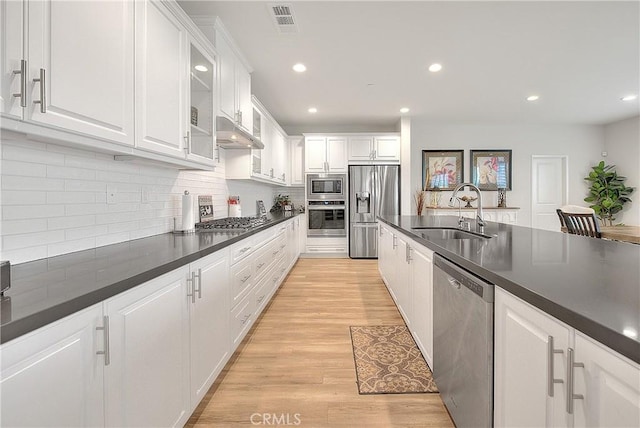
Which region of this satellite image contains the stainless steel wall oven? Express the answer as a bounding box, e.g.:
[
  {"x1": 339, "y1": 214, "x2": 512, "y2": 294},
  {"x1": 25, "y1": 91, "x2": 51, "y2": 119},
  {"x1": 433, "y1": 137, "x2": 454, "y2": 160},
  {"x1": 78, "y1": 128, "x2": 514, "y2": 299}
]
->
[{"x1": 307, "y1": 200, "x2": 346, "y2": 237}]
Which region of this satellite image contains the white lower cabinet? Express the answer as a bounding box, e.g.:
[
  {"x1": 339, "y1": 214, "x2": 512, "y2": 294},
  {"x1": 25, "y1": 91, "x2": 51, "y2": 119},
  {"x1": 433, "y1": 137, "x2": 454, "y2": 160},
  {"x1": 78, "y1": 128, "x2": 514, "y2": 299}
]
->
[
  {"x1": 104, "y1": 266, "x2": 191, "y2": 428},
  {"x1": 378, "y1": 224, "x2": 435, "y2": 369},
  {"x1": 495, "y1": 288, "x2": 640, "y2": 428},
  {"x1": 0, "y1": 219, "x2": 302, "y2": 427},
  {"x1": 188, "y1": 250, "x2": 230, "y2": 408},
  {"x1": 424, "y1": 208, "x2": 519, "y2": 225},
  {"x1": 0, "y1": 304, "x2": 105, "y2": 427},
  {"x1": 410, "y1": 244, "x2": 434, "y2": 369}
]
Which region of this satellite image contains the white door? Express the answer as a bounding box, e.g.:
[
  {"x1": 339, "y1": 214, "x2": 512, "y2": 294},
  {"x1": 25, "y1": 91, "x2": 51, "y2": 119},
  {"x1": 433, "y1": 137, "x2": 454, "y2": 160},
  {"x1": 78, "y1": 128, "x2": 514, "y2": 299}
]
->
[
  {"x1": 27, "y1": 0, "x2": 134, "y2": 145},
  {"x1": 105, "y1": 267, "x2": 191, "y2": 428},
  {"x1": 135, "y1": 0, "x2": 187, "y2": 157},
  {"x1": 290, "y1": 136, "x2": 305, "y2": 185},
  {"x1": 189, "y1": 251, "x2": 230, "y2": 408},
  {"x1": 411, "y1": 245, "x2": 434, "y2": 368},
  {"x1": 0, "y1": 0, "x2": 24, "y2": 119},
  {"x1": 0, "y1": 304, "x2": 105, "y2": 427},
  {"x1": 573, "y1": 332, "x2": 640, "y2": 427},
  {"x1": 494, "y1": 288, "x2": 571, "y2": 428},
  {"x1": 532, "y1": 156, "x2": 568, "y2": 231}
]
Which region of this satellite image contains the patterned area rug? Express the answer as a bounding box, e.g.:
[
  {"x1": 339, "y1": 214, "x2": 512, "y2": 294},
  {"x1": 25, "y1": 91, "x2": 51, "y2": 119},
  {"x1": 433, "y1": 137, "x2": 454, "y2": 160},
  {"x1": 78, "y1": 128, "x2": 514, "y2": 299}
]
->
[{"x1": 349, "y1": 325, "x2": 438, "y2": 394}]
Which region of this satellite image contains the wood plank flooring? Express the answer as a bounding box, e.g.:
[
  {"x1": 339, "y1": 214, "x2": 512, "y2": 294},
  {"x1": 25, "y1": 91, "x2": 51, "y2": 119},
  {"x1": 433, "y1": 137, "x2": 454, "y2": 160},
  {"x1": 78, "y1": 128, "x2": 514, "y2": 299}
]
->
[{"x1": 186, "y1": 258, "x2": 454, "y2": 427}]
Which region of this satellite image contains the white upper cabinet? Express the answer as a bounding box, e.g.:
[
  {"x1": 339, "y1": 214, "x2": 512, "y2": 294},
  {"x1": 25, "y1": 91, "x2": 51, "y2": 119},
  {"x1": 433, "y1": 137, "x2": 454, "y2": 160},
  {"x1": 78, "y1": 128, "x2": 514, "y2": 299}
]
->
[
  {"x1": 215, "y1": 22, "x2": 252, "y2": 133},
  {"x1": 135, "y1": 0, "x2": 187, "y2": 157},
  {"x1": 305, "y1": 136, "x2": 348, "y2": 173},
  {"x1": 289, "y1": 135, "x2": 305, "y2": 187},
  {"x1": 1, "y1": 0, "x2": 25, "y2": 119},
  {"x1": 2, "y1": 0, "x2": 135, "y2": 145},
  {"x1": 348, "y1": 135, "x2": 400, "y2": 162},
  {"x1": 187, "y1": 38, "x2": 217, "y2": 164}
]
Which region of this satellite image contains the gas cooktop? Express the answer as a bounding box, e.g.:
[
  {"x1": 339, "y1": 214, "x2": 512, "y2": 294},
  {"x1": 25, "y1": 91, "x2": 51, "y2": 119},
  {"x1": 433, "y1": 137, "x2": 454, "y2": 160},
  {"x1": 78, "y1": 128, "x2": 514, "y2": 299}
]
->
[{"x1": 195, "y1": 216, "x2": 272, "y2": 232}]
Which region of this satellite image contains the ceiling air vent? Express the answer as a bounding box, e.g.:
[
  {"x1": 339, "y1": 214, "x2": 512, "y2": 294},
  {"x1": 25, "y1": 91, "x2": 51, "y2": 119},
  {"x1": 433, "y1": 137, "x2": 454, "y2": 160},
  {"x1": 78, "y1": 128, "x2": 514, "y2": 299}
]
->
[{"x1": 269, "y1": 3, "x2": 298, "y2": 33}]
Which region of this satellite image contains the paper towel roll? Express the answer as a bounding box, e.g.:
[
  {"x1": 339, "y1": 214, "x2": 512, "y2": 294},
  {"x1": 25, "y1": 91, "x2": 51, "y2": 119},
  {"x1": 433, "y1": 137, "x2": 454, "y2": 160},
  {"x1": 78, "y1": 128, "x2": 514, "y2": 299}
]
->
[
  {"x1": 182, "y1": 191, "x2": 195, "y2": 231},
  {"x1": 229, "y1": 204, "x2": 241, "y2": 218}
]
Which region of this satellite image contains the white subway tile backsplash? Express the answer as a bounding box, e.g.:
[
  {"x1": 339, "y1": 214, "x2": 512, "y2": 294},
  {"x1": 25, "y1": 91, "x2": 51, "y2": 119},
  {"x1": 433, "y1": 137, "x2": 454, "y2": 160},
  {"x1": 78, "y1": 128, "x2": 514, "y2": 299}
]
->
[
  {"x1": 2, "y1": 190, "x2": 47, "y2": 205},
  {"x1": 2, "y1": 175, "x2": 65, "y2": 191},
  {"x1": 0, "y1": 138, "x2": 278, "y2": 264},
  {"x1": 3, "y1": 204, "x2": 66, "y2": 220}
]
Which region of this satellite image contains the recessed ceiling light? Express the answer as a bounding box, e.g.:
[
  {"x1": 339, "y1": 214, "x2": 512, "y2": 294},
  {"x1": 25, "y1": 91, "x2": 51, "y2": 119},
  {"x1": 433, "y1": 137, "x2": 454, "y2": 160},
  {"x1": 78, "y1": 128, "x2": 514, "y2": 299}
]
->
[
  {"x1": 231, "y1": 135, "x2": 237, "y2": 140},
  {"x1": 526, "y1": 95, "x2": 540, "y2": 101},
  {"x1": 293, "y1": 63, "x2": 307, "y2": 73},
  {"x1": 194, "y1": 65, "x2": 208, "y2": 72},
  {"x1": 400, "y1": 107, "x2": 410, "y2": 114},
  {"x1": 308, "y1": 107, "x2": 317, "y2": 113},
  {"x1": 621, "y1": 94, "x2": 638, "y2": 101},
  {"x1": 428, "y1": 63, "x2": 442, "y2": 72}
]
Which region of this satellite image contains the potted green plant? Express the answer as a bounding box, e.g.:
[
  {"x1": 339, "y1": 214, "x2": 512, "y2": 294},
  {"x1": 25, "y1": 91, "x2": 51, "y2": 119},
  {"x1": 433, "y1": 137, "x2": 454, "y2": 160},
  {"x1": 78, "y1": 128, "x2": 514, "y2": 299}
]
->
[{"x1": 584, "y1": 161, "x2": 634, "y2": 226}]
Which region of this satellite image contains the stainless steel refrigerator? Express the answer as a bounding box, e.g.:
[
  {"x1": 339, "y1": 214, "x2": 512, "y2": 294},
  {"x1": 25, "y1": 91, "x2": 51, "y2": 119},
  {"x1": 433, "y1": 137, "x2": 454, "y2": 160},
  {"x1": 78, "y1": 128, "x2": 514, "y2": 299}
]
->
[{"x1": 349, "y1": 165, "x2": 400, "y2": 258}]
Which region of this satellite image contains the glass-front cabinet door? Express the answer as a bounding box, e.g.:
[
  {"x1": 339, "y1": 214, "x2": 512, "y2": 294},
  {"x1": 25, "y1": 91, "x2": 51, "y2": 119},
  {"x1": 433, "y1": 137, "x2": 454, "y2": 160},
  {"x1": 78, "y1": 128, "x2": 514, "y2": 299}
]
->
[{"x1": 187, "y1": 40, "x2": 216, "y2": 164}]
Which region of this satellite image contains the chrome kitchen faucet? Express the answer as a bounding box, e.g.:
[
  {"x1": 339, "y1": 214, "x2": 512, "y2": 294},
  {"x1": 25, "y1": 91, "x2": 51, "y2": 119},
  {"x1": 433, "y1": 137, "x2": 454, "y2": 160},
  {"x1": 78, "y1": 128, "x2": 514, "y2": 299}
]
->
[{"x1": 449, "y1": 183, "x2": 485, "y2": 234}]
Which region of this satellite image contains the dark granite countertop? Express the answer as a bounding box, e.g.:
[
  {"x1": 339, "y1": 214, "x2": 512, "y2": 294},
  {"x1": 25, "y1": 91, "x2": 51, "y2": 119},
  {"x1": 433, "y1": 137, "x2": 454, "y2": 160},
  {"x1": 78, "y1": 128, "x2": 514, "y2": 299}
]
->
[
  {"x1": 0, "y1": 213, "x2": 300, "y2": 344},
  {"x1": 378, "y1": 215, "x2": 640, "y2": 364}
]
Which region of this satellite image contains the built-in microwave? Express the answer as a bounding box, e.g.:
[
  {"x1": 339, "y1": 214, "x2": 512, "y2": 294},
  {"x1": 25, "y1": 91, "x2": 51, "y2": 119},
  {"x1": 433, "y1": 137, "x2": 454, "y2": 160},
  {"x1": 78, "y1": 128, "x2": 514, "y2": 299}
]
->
[{"x1": 306, "y1": 174, "x2": 346, "y2": 200}]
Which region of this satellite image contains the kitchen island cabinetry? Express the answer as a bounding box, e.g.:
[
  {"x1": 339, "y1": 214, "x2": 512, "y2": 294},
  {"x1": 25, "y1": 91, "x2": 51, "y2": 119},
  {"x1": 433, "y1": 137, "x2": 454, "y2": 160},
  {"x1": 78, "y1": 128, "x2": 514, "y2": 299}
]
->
[
  {"x1": 104, "y1": 266, "x2": 191, "y2": 428},
  {"x1": 410, "y1": 244, "x2": 434, "y2": 369},
  {"x1": 495, "y1": 288, "x2": 640, "y2": 428},
  {"x1": 0, "y1": 304, "x2": 105, "y2": 427}
]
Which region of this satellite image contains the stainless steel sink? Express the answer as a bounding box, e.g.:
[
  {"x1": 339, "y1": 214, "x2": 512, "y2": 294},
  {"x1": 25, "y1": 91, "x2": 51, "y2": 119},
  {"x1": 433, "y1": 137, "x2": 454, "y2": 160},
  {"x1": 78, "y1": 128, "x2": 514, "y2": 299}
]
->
[{"x1": 414, "y1": 228, "x2": 492, "y2": 240}]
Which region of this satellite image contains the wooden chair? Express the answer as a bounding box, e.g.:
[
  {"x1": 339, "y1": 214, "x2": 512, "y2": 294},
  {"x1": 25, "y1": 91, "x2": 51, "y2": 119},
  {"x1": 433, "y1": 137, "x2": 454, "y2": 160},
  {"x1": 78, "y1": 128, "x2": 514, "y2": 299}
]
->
[{"x1": 558, "y1": 206, "x2": 602, "y2": 238}]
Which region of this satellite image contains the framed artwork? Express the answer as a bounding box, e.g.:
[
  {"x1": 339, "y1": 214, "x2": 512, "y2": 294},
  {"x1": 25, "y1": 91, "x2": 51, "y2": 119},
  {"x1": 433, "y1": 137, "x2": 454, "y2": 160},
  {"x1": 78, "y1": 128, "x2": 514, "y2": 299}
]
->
[
  {"x1": 470, "y1": 150, "x2": 512, "y2": 190},
  {"x1": 422, "y1": 150, "x2": 464, "y2": 190}
]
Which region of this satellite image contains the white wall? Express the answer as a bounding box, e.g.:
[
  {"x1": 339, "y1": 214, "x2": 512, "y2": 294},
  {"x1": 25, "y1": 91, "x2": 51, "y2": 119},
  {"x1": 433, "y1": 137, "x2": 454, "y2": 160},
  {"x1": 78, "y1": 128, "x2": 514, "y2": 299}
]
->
[
  {"x1": 604, "y1": 115, "x2": 640, "y2": 225},
  {"x1": 409, "y1": 120, "x2": 605, "y2": 226}
]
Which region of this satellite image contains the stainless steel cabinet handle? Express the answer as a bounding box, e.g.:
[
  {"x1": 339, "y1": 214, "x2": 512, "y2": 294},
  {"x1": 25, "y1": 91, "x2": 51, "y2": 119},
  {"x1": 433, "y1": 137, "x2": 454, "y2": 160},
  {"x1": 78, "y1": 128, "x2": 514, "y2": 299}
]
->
[
  {"x1": 187, "y1": 272, "x2": 196, "y2": 303},
  {"x1": 566, "y1": 348, "x2": 585, "y2": 414},
  {"x1": 240, "y1": 274, "x2": 251, "y2": 283},
  {"x1": 184, "y1": 132, "x2": 191, "y2": 154},
  {"x1": 257, "y1": 262, "x2": 266, "y2": 269},
  {"x1": 96, "y1": 315, "x2": 110, "y2": 366},
  {"x1": 241, "y1": 314, "x2": 250, "y2": 325},
  {"x1": 33, "y1": 68, "x2": 46, "y2": 113},
  {"x1": 240, "y1": 247, "x2": 251, "y2": 254},
  {"x1": 272, "y1": 250, "x2": 279, "y2": 256},
  {"x1": 195, "y1": 268, "x2": 202, "y2": 299},
  {"x1": 547, "y1": 336, "x2": 564, "y2": 397},
  {"x1": 392, "y1": 235, "x2": 397, "y2": 249},
  {"x1": 12, "y1": 59, "x2": 27, "y2": 107},
  {"x1": 257, "y1": 295, "x2": 265, "y2": 303},
  {"x1": 405, "y1": 245, "x2": 411, "y2": 263}
]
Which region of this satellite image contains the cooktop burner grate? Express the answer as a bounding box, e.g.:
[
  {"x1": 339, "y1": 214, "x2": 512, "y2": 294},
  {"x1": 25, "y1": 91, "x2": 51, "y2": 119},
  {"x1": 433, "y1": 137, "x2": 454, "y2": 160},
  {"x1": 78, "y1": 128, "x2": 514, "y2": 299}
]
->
[{"x1": 195, "y1": 216, "x2": 272, "y2": 231}]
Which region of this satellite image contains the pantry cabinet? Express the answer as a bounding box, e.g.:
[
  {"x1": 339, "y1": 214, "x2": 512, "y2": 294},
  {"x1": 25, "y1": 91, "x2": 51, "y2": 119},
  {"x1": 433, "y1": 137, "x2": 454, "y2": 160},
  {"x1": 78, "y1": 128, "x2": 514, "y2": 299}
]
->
[
  {"x1": 494, "y1": 288, "x2": 640, "y2": 428},
  {"x1": 305, "y1": 136, "x2": 348, "y2": 173},
  {"x1": 104, "y1": 266, "x2": 191, "y2": 428},
  {"x1": 1, "y1": 0, "x2": 135, "y2": 145},
  {"x1": 0, "y1": 304, "x2": 105, "y2": 427}
]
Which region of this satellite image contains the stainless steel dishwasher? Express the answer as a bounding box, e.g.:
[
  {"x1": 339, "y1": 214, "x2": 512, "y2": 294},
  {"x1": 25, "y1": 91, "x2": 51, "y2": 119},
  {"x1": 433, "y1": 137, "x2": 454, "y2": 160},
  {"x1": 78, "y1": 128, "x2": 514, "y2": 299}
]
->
[{"x1": 433, "y1": 254, "x2": 494, "y2": 428}]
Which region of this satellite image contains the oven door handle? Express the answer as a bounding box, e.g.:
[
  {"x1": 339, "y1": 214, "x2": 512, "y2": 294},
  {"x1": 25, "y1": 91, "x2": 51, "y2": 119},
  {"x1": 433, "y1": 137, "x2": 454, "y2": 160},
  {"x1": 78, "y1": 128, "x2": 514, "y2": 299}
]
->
[{"x1": 307, "y1": 206, "x2": 346, "y2": 210}]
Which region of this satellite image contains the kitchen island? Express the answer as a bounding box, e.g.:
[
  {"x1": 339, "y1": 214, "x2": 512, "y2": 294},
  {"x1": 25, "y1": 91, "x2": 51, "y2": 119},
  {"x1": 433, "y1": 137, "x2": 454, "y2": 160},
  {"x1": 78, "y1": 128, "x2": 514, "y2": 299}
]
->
[{"x1": 378, "y1": 214, "x2": 640, "y2": 427}]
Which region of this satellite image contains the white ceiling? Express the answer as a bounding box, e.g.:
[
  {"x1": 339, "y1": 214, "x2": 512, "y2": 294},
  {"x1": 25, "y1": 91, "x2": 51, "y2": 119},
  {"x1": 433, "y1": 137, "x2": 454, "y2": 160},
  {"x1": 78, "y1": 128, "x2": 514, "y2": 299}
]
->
[{"x1": 178, "y1": 1, "x2": 640, "y2": 134}]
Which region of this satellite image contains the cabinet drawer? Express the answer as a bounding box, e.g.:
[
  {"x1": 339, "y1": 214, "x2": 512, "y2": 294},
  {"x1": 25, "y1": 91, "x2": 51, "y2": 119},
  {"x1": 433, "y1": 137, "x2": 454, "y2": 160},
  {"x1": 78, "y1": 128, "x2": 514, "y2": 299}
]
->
[
  {"x1": 230, "y1": 293, "x2": 254, "y2": 347},
  {"x1": 254, "y1": 277, "x2": 272, "y2": 315},
  {"x1": 230, "y1": 261, "x2": 254, "y2": 307},
  {"x1": 229, "y1": 237, "x2": 256, "y2": 264},
  {"x1": 254, "y1": 243, "x2": 275, "y2": 282}
]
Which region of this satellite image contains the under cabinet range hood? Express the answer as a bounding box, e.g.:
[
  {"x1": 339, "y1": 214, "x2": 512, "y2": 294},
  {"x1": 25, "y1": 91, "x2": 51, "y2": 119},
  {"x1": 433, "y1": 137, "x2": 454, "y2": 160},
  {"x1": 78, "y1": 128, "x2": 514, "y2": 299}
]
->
[{"x1": 216, "y1": 116, "x2": 264, "y2": 149}]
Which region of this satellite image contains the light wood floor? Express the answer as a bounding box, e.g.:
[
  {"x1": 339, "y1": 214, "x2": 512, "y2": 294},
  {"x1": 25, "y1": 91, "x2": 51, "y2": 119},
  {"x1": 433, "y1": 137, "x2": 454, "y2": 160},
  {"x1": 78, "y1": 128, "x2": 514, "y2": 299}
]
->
[{"x1": 186, "y1": 258, "x2": 454, "y2": 427}]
